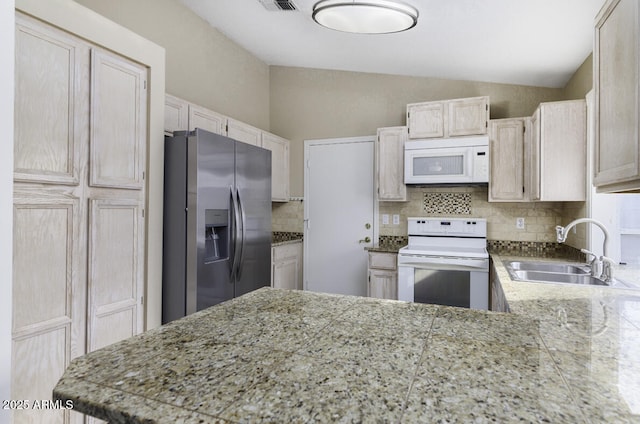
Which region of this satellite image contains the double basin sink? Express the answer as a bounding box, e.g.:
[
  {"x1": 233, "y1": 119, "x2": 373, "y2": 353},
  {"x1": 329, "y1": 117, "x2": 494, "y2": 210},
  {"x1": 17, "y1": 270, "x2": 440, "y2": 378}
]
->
[{"x1": 504, "y1": 260, "x2": 635, "y2": 289}]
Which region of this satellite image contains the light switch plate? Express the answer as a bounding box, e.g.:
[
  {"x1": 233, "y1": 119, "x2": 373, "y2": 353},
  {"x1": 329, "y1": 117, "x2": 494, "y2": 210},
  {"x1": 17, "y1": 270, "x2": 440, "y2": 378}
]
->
[
  {"x1": 516, "y1": 217, "x2": 525, "y2": 229},
  {"x1": 393, "y1": 214, "x2": 400, "y2": 225},
  {"x1": 382, "y1": 214, "x2": 389, "y2": 225}
]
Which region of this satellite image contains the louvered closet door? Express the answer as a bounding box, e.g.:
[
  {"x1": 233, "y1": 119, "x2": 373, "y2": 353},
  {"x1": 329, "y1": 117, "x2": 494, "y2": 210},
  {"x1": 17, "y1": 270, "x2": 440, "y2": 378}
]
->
[
  {"x1": 13, "y1": 14, "x2": 88, "y2": 424},
  {"x1": 87, "y1": 48, "x2": 147, "y2": 353}
]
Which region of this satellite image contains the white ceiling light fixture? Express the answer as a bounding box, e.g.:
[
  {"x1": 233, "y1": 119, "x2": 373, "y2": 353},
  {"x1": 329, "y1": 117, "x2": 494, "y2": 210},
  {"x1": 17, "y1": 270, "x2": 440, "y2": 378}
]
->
[{"x1": 312, "y1": 0, "x2": 419, "y2": 34}]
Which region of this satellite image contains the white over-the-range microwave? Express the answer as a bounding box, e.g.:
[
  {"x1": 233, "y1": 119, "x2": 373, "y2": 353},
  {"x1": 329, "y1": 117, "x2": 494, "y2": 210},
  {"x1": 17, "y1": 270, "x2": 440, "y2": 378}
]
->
[{"x1": 404, "y1": 136, "x2": 489, "y2": 184}]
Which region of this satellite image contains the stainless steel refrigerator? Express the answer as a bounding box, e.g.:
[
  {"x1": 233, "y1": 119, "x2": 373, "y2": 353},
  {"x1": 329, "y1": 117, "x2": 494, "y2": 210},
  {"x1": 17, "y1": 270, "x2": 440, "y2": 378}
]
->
[{"x1": 162, "y1": 128, "x2": 272, "y2": 324}]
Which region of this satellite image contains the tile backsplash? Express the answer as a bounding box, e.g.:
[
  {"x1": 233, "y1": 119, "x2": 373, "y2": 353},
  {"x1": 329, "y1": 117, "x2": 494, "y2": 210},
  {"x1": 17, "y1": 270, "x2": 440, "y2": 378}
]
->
[
  {"x1": 271, "y1": 185, "x2": 586, "y2": 249},
  {"x1": 380, "y1": 186, "x2": 569, "y2": 243}
]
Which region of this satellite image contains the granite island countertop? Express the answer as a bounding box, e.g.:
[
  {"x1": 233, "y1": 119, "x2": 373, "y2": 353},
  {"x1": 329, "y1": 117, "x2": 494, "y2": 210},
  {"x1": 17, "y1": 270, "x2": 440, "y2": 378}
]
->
[{"x1": 54, "y1": 272, "x2": 640, "y2": 423}]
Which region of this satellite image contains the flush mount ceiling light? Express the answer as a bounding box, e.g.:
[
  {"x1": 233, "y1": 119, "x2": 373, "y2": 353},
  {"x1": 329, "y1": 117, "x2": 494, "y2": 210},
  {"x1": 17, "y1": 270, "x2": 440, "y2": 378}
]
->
[{"x1": 312, "y1": 0, "x2": 419, "y2": 34}]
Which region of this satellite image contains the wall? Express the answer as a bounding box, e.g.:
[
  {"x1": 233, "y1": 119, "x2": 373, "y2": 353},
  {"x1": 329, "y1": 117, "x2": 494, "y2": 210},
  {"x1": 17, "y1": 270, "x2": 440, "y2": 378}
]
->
[
  {"x1": 74, "y1": 0, "x2": 271, "y2": 131},
  {"x1": 1, "y1": 1, "x2": 14, "y2": 420},
  {"x1": 269, "y1": 66, "x2": 566, "y2": 198},
  {"x1": 562, "y1": 54, "x2": 593, "y2": 101}
]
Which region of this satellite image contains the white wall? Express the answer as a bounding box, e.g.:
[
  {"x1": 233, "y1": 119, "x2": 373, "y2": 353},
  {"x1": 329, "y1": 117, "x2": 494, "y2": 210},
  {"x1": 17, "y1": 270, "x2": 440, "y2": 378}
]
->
[{"x1": 1, "y1": 2, "x2": 15, "y2": 423}]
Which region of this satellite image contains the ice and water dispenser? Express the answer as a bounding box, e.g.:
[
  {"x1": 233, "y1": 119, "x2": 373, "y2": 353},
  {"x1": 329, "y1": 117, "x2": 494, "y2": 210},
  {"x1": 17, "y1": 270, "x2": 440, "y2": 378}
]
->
[{"x1": 204, "y1": 209, "x2": 229, "y2": 263}]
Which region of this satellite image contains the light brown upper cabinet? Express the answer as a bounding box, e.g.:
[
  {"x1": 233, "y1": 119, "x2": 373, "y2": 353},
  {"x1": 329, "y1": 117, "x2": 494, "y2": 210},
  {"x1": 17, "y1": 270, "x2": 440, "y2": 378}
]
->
[
  {"x1": 164, "y1": 94, "x2": 226, "y2": 136},
  {"x1": 261, "y1": 132, "x2": 290, "y2": 202},
  {"x1": 488, "y1": 118, "x2": 530, "y2": 202},
  {"x1": 594, "y1": 0, "x2": 640, "y2": 192},
  {"x1": 163, "y1": 95, "x2": 290, "y2": 202},
  {"x1": 376, "y1": 126, "x2": 407, "y2": 201},
  {"x1": 407, "y1": 96, "x2": 489, "y2": 139},
  {"x1": 530, "y1": 100, "x2": 586, "y2": 201}
]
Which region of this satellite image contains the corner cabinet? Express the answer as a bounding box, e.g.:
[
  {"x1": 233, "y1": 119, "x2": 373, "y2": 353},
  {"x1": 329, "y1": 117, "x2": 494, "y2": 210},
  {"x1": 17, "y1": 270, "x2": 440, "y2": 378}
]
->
[
  {"x1": 367, "y1": 252, "x2": 398, "y2": 300},
  {"x1": 376, "y1": 127, "x2": 407, "y2": 201},
  {"x1": 594, "y1": 0, "x2": 640, "y2": 192},
  {"x1": 488, "y1": 118, "x2": 530, "y2": 202},
  {"x1": 530, "y1": 100, "x2": 586, "y2": 201},
  {"x1": 271, "y1": 241, "x2": 303, "y2": 290},
  {"x1": 407, "y1": 96, "x2": 489, "y2": 139}
]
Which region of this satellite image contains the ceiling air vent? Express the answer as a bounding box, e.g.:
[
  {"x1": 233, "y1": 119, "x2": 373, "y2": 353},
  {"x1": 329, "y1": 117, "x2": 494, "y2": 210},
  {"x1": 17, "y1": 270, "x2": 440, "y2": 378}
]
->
[{"x1": 258, "y1": 0, "x2": 298, "y2": 11}]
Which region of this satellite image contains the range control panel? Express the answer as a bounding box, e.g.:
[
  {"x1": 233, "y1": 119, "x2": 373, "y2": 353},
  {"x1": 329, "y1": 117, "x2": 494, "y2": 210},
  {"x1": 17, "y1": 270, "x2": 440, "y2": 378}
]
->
[{"x1": 407, "y1": 217, "x2": 487, "y2": 237}]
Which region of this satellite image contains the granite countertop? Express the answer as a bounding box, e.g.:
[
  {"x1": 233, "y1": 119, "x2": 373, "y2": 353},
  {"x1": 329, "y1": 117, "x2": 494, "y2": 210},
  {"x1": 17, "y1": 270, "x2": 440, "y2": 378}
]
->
[
  {"x1": 55, "y1": 271, "x2": 640, "y2": 423},
  {"x1": 491, "y1": 253, "x2": 640, "y2": 422}
]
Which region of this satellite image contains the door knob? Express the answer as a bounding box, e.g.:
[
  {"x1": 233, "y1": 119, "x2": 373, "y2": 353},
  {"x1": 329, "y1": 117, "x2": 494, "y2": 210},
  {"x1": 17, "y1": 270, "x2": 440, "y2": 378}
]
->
[
  {"x1": 365, "y1": 223, "x2": 371, "y2": 229},
  {"x1": 359, "y1": 236, "x2": 371, "y2": 243}
]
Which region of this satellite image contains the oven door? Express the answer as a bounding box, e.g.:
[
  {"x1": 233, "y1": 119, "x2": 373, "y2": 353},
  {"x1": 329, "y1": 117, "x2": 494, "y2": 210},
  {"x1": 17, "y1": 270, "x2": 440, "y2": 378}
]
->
[{"x1": 397, "y1": 255, "x2": 489, "y2": 310}]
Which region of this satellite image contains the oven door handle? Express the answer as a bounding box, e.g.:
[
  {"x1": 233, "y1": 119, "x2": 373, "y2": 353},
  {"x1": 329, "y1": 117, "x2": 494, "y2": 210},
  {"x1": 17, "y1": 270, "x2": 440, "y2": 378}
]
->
[{"x1": 398, "y1": 256, "x2": 488, "y2": 271}]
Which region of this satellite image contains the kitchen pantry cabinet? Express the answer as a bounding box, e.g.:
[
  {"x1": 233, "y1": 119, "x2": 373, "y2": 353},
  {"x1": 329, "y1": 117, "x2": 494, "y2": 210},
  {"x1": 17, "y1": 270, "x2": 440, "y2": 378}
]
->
[
  {"x1": 376, "y1": 126, "x2": 407, "y2": 201},
  {"x1": 367, "y1": 252, "x2": 398, "y2": 300},
  {"x1": 271, "y1": 241, "x2": 303, "y2": 290},
  {"x1": 488, "y1": 118, "x2": 530, "y2": 202},
  {"x1": 594, "y1": 0, "x2": 640, "y2": 192},
  {"x1": 406, "y1": 96, "x2": 489, "y2": 139},
  {"x1": 164, "y1": 94, "x2": 290, "y2": 202},
  {"x1": 14, "y1": 12, "x2": 146, "y2": 423},
  {"x1": 530, "y1": 100, "x2": 586, "y2": 201}
]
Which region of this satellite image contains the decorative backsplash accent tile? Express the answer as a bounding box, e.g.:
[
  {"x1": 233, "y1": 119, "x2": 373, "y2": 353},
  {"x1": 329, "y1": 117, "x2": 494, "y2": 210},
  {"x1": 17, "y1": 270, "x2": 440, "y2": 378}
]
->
[
  {"x1": 423, "y1": 193, "x2": 471, "y2": 215},
  {"x1": 487, "y1": 240, "x2": 585, "y2": 261},
  {"x1": 272, "y1": 231, "x2": 303, "y2": 243},
  {"x1": 377, "y1": 235, "x2": 408, "y2": 251}
]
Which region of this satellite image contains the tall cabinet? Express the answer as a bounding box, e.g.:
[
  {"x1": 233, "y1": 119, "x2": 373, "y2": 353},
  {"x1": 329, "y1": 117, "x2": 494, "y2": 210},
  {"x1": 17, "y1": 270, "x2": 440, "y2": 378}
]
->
[
  {"x1": 14, "y1": 13, "x2": 147, "y2": 423},
  {"x1": 594, "y1": 0, "x2": 640, "y2": 192}
]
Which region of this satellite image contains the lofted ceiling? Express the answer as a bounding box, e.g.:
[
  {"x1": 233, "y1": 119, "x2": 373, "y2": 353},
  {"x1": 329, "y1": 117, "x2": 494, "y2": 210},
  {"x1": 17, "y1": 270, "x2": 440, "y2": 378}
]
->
[{"x1": 179, "y1": 0, "x2": 606, "y2": 88}]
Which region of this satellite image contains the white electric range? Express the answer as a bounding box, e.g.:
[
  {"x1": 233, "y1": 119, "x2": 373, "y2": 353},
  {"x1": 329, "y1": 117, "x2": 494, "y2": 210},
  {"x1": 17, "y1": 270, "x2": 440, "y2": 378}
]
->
[{"x1": 397, "y1": 217, "x2": 489, "y2": 310}]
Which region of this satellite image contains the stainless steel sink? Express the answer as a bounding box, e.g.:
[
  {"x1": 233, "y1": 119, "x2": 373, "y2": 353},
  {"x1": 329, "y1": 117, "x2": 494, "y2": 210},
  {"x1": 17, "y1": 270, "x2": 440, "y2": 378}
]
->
[
  {"x1": 507, "y1": 261, "x2": 590, "y2": 275},
  {"x1": 503, "y1": 260, "x2": 638, "y2": 289},
  {"x1": 509, "y1": 270, "x2": 607, "y2": 286}
]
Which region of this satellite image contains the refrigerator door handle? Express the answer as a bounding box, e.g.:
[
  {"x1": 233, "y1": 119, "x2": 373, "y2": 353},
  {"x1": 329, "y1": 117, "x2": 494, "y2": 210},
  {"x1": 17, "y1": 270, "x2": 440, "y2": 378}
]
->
[
  {"x1": 235, "y1": 187, "x2": 247, "y2": 280},
  {"x1": 230, "y1": 186, "x2": 241, "y2": 281}
]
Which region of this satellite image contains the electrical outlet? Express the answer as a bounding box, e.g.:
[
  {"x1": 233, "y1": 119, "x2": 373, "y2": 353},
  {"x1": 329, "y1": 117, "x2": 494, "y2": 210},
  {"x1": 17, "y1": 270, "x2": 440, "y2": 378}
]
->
[
  {"x1": 516, "y1": 217, "x2": 525, "y2": 229},
  {"x1": 393, "y1": 214, "x2": 400, "y2": 225},
  {"x1": 382, "y1": 214, "x2": 389, "y2": 225}
]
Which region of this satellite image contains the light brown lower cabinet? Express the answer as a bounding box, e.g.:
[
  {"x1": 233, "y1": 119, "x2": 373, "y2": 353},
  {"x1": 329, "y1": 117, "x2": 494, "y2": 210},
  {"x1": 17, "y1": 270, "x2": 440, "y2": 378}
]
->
[
  {"x1": 367, "y1": 252, "x2": 398, "y2": 300},
  {"x1": 272, "y1": 241, "x2": 303, "y2": 290}
]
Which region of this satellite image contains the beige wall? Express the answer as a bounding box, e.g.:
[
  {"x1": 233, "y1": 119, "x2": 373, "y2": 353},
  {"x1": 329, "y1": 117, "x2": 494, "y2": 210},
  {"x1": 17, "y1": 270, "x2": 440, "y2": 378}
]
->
[
  {"x1": 269, "y1": 66, "x2": 566, "y2": 197},
  {"x1": 562, "y1": 54, "x2": 593, "y2": 100},
  {"x1": 74, "y1": 0, "x2": 271, "y2": 130}
]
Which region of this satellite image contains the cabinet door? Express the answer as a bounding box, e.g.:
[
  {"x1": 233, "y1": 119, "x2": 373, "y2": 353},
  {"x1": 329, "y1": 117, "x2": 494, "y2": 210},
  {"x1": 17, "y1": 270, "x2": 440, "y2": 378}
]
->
[
  {"x1": 188, "y1": 104, "x2": 227, "y2": 135},
  {"x1": 594, "y1": 0, "x2": 640, "y2": 191},
  {"x1": 533, "y1": 101, "x2": 586, "y2": 201},
  {"x1": 376, "y1": 127, "x2": 407, "y2": 201},
  {"x1": 14, "y1": 15, "x2": 88, "y2": 186},
  {"x1": 90, "y1": 48, "x2": 147, "y2": 190},
  {"x1": 12, "y1": 193, "x2": 82, "y2": 424},
  {"x1": 407, "y1": 102, "x2": 445, "y2": 139},
  {"x1": 164, "y1": 94, "x2": 189, "y2": 134},
  {"x1": 262, "y1": 132, "x2": 290, "y2": 202},
  {"x1": 273, "y1": 257, "x2": 299, "y2": 290},
  {"x1": 368, "y1": 270, "x2": 398, "y2": 300},
  {"x1": 447, "y1": 96, "x2": 489, "y2": 137},
  {"x1": 227, "y1": 118, "x2": 261, "y2": 146},
  {"x1": 87, "y1": 198, "x2": 144, "y2": 351},
  {"x1": 489, "y1": 118, "x2": 526, "y2": 201}
]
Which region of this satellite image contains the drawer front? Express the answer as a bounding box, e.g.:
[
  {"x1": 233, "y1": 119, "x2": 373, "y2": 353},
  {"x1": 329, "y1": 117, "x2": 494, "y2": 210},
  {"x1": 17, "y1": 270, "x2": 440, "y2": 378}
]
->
[
  {"x1": 368, "y1": 252, "x2": 397, "y2": 270},
  {"x1": 273, "y1": 241, "x2": 302, "y2": 261}
]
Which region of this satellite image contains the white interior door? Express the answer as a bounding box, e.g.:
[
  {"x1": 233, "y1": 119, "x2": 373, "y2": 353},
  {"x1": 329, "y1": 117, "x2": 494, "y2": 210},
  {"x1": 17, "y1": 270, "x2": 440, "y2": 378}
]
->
[{"x1": 304, "y1": 137, "x2": 377, "y2": 297}]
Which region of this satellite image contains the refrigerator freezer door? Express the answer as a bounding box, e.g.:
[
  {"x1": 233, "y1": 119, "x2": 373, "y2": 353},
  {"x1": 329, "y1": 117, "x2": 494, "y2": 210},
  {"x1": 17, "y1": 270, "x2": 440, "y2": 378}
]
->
[
  {"x1": 188, "y1": 129, "x2": 235, "y2": 313},
  {"x1": 234, "y1": 141, "x2": 272, "y2": 297}
]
